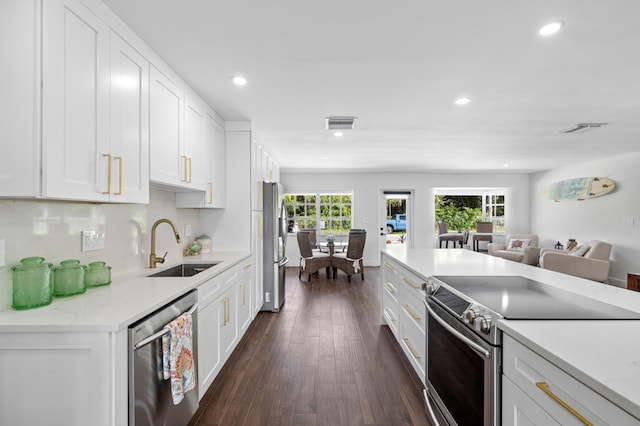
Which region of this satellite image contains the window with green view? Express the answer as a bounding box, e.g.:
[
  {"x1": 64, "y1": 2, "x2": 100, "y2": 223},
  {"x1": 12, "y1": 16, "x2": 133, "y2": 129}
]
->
[{"x1": 284, "y1": 193, "x2": 352, "y2": 234}]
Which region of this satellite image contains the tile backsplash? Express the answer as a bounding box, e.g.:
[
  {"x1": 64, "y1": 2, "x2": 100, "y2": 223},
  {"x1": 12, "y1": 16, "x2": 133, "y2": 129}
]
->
[{"x1": 0, "y1": 189, "x2": 200, "y2": 311}]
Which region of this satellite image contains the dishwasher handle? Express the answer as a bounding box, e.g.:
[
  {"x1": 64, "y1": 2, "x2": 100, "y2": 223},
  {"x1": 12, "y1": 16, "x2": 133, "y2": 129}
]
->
[{"x1": 133, "y1": 303, "x2": 198, "y2": 351}]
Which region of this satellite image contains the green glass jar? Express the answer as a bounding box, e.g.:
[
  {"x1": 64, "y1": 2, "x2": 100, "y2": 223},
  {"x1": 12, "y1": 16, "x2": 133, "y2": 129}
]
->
[
  {"x1": 53, "y1": 259, "x2": 86, "y2": 297},
  {"x1": 12, "y1": 257, "x2": 53, "y2": 310},
  {"x1": 84, "y1": 261, "x2": 111, "y2": 287}
]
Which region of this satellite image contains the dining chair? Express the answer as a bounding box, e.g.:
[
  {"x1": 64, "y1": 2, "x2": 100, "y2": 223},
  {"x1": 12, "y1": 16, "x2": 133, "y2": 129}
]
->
[
  {"x1": 437, "y1": 222, "x2": 463, "y2": 248},
  {"x1": 297, "y1": 231, "x2": 331, "y2": 281},
  {"x1": 472, "y1": 221, "x2": 493, "y2": 252},
  {"x1": 331, "y1": 230, "x2": 366, "y2": 282}
]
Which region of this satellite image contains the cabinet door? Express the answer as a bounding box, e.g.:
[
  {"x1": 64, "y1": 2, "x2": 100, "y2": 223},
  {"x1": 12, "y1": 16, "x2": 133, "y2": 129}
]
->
[
  {"x1": 149, "y1": 65, "x2": 184, "y2": 187},
  {"x1": 237, "y1": 266, "x2": 254, "y2": 333},
  {"x1": 42, "y1": 0, "x2": 110, "y2": 201},
  {"x1": 184, "y1": 96, "x2": 206, "y2": 190},
  {"x1": 206, "y1": 114, "x2": 226, "y2": 208},
  {"x1": 0, "y1": 0, "x2": 39, "y2": 197},
  {"x1": 252, "y1": 212, "x2": 264, "y2": 314},
  {"x1": 502, "y1": 376, "x2": 560, "y2": 426},
  {"x1": 198, "y1": 300, "x2": 222, "y2": 397},
  {"x1": 108, "y1": 31, "x2": 149, "y2": 203},
  {"x1": 220, "y1": 289, "x2": 238, "y2": 359},
  {"x1": 251, "y1": 142, "x2": 264, "y2": 210}
]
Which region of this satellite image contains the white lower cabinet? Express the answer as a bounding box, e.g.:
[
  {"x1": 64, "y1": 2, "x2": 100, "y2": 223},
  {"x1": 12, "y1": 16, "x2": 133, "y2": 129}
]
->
[
  {"x1": 197, "y1": 257, "x2": 254, "y2": 397},
  {"x1": 380, "y1": 253, "x2": 426, "y2": 384},
  {"x1": 0, "y1": 329, "x2": 128, "y2": 426},
  {"x1": 502, "y1": 334, "x2": 638, "y2": 425}
]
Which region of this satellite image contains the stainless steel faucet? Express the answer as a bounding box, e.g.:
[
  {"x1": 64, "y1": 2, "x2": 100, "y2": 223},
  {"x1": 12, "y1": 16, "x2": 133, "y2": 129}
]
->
[{"x1": 149, "y1": 219, "x2": 181, "y2": 268}]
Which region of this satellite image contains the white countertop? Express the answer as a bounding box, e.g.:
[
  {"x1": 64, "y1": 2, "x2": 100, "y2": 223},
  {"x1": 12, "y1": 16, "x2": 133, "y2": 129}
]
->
[
  {"x1": 382, "y1": 248, "x2": 640, "y2": 420},
  {"x1": 0, "y1": 251, "x2": 251, "y2": 333}
]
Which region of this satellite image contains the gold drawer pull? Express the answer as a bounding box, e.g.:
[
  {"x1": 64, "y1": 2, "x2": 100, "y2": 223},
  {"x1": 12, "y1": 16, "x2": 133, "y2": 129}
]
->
[
  {"x1": 243, "y1": 263, "x2": 253, "y2": 270},
  {"x1": 384, "y1": 261, "x2": 396, "y2": 272},
  {"x1": 535, "y1": 382, "x2": 593, "y2": 426},
  {"x1": 383, "y1": 282, "x2": 397, "y2": 294},
  {"x1": 208, "y1": 182, "x2": 213, "y2": 204},
  {"x1": 383, "y1": 308, "x2": 397, "y2": 321},
  {"x1": 402, "y1": 338, "x2": 421, "y2": 360},
  {"x1": 402, "y1": 277, "x2": 420, "y2": 289},
  {"x1": 403, "y1": 304, "x2": 421, "y2": 321}
]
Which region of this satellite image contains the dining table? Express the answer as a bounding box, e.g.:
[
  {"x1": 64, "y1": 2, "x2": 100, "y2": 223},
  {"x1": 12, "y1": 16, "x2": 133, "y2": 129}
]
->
[{"x1": 317, "y1": 241, "x2": 348, "y2": 255}]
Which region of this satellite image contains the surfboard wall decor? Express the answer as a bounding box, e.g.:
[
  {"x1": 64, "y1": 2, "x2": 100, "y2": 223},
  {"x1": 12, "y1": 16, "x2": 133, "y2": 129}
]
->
[{"x1": 544, "y1": 177, "x2": 615, "y2": 201}]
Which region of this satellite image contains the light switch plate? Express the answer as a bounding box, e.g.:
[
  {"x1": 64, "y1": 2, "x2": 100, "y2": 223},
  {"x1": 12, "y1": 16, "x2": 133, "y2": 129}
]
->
[
  {"x1": 81, "y1": 231, "x2": 105, "y2": 251},
  {"x1": 185, "y1": 224, "x2": 192, "y2": 237}
]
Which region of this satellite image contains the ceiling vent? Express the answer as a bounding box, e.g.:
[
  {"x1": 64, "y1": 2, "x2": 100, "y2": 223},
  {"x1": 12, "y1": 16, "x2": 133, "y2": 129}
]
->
[
  {"x1": 559, "y1": 123, "x2": 608, "y2": 134},
  {"x1": 325, "y1": 116, "x2": 357, "y2": 130}
]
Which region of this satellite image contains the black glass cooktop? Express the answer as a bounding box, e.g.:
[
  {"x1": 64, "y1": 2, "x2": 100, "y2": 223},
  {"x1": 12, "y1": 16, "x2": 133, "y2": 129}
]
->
[{"x1": 432, "y1": 275, "x2": 640, "y2": 320}]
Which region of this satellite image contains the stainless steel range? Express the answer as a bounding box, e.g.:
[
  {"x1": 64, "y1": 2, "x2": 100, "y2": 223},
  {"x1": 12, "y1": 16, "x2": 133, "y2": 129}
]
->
[{"x1": 423, "y1": 275, "x2": 640, "y2": 426}]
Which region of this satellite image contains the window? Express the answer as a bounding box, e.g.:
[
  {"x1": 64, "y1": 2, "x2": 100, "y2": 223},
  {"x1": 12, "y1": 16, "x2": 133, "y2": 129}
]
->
[
  {"x1": 284, "y1": 193, "x2": 352, "y2": 234},
  {"x1": 434, "y1": 189, "x2": 506, "y2": 233}
]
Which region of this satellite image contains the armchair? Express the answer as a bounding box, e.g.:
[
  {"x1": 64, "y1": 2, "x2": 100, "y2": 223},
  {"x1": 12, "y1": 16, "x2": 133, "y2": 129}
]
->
[
  {"x1": 487, "y1": 233, "x2": 540, "y2": 265},
  {"x1": 540, "y1": 240, "x2": 612, "y2": 282}
]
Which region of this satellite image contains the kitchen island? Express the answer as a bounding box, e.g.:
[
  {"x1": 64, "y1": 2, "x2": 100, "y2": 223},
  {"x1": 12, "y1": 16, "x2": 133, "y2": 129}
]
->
[
  {"x1": 0, "y1": 251, "x2": 252, "y2": 426},
  {"x1": 381, "y1": 248, "x2": 640, "y2": 423}
]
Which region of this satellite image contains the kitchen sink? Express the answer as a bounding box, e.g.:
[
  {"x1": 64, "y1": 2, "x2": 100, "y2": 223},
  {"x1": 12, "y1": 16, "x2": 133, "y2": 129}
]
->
[{"x1": 147, "y1": 262, "x2": 220, "y2": 278}]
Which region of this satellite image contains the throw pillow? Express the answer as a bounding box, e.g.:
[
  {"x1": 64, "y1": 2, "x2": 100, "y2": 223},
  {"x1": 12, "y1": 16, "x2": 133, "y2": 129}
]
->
[
  {"x1": 506, "y1": 238, "x2": 530, "y2": 252},
  {"x1": 570, "y1": 245, "x2": 590, "y2": 257}
]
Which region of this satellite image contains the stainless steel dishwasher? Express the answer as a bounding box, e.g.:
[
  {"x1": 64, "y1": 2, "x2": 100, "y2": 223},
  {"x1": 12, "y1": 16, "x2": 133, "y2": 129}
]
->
[{"x1": 128, "y1": 289, "x2": 198, "y2": 426}]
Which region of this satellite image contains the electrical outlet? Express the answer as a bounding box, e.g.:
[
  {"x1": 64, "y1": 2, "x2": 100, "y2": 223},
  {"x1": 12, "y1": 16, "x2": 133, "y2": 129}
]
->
[
  {"x1": 81, "y1": 230, "x2": 106, "y2": 251},
  {"x1": 265, "y1": 292, "x2": 271, "y2": 303},
  {"x1": 185, "y1": 224, "x2": 192, "y2": 237}
]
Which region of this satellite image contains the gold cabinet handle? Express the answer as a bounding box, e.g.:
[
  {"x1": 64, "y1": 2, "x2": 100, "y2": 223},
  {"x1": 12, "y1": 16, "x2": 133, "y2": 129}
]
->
[
  {"x1": 114, "y1": 156, "x2": 123, "y2": 195},
  {"x1": 222, "y1": 297, "x2": 229, "y2": 326},
  {"x1": 187, "y1": 156, "x2": 192, "y2": 183},
  {"x1": 402, "y1": 277, "x2": 420, "y2": 289},
  {"x1": 383, "y1": 282, "x2": 397, "y2": 294},
  {"x1": 243, "y1": 263, "x2": 253, "y2": 271},
  {"x1": 383, "y1": 308, "x2": 397, "y2": 321},
  {"x1": 402, "y1": 338, "x2": 421, "y2": 360},
  {"x1": 208, "y1": 182, "x2": 213, "y2": 204},
  {"x1": 225, "y1": 296, "x2": 230, "y2": 324},
  {"x1": 241, "y1": 283, "x2": 246, "y2": 306},
  {"x1": 181, "y1": 155, "x2": 188, "y2": 183},
  {"x1": 102, "y1": 154, "x2": 112, "y2": 194},
  {"x1": 535, "y1": 382, "x2": 593, "y2": 426},
  {"x1": 383, "y1": 261, "x2": 395, "y2": 272},
  {"x1": 403, "y1": 304, "x2": 421, "y2": 321}
]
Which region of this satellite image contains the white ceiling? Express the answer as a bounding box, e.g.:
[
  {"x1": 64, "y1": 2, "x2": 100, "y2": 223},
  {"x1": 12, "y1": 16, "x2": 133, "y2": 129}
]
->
[{"x1": 102, "y1": 0, "x2": 640, "y2": 173}]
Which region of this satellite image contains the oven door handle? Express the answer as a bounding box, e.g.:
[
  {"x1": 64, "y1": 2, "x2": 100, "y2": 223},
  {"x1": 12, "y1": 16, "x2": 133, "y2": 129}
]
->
[{"x1": 425, "y1": 299, "x2": 491, "y2": 358}]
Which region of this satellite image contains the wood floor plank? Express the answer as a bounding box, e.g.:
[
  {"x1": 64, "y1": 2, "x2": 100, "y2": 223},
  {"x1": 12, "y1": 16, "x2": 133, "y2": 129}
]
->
[{"x1": 190, "y1": 266, "x2": 432, "y2": 426}]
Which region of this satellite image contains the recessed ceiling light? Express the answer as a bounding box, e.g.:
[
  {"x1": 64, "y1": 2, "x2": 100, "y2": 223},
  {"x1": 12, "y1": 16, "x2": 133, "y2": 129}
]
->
[
  {"x1": 455, "y1": 97, "x2": 471, "y2": 105},
  {"x1": 333, "y1": 131, "x2": 344, "y2": 137},
  {"x1": 232, "y1": 76, "x2": 247, "y2": 86},
  {"x1": 320, "y1": 156, "x2": 329, "y2": 160},
  {"x1": 502, "y1": 164, "x2": 509, "y2": 168},
  {"x1": 538, "y1": 21, "x2": 564, "y2": 36}
]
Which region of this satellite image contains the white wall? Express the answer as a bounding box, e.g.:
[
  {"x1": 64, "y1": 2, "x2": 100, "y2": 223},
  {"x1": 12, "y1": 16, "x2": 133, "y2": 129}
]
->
[
  {"x1": 0, "y1": 189, "x2": 200, "y2": 311},
  {"x1": 530, "y1": 152, "x2": 640, "y2": 287},
  {"x1": 281, "y1": 171, "x2": 531, "y2": 267}
]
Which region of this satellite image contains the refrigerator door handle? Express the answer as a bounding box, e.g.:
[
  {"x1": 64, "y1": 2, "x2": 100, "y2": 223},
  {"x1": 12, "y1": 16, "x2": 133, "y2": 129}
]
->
[{"x1": 278, "y1": 256, "x2": 289, "y2": 267}]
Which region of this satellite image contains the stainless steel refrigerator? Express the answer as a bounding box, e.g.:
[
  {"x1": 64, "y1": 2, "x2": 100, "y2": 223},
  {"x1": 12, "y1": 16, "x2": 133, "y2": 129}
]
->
[{"x1": 261, "y1": 182, "x2": 288, "y2": 311}]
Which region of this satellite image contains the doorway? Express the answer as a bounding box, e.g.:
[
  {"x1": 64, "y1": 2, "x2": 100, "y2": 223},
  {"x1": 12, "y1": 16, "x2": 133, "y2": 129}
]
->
[{"x1": 380, "y1": 190, "x2": 413, "y2": 250}]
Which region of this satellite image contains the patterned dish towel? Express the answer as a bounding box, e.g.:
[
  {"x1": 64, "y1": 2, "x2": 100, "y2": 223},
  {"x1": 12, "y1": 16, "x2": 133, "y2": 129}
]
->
[{"x1": 161, "y1": 312, "x2": 196, "y2": 405}]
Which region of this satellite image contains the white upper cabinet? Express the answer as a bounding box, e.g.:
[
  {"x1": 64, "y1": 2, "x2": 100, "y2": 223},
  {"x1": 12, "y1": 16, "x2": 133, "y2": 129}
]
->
[
  {"x1": 176, "y1": 109, "x2": 226, "y2": 208},
  {"x1": 184, "y1": 96, "x2": 207, "y2": 191},
  {"x1": 107, "y1": 31, "x2": 149, "y2": 203},
  {"x1": 0, "y1": 0, "x2": 40, "y2": 197},
  {"x1": 42, "y1": 0, "x2": 110, "y2": 201},
  {"x1": 149, "y1": 65, "x2": 184, "y2": 188}
]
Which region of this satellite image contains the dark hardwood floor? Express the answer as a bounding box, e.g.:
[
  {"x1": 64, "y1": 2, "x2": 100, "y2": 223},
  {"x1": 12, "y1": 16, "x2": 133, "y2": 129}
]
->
[{"x1": 190, "y1": 266, "x2": 431, "y2": 425}]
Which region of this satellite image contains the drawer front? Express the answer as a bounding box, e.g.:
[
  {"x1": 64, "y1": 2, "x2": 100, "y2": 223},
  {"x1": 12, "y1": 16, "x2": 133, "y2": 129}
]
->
[
  {"x1": 503, "y1": 334, "x2": 637, "y2": 425},
  {"x1": 382, "y1": 293, "x2": 400, "y2": 337},
  {"x1": 401, "y1": 294, "x2": 425, "y2": 334},
  {"x1": 502, "y1": 375, "x2": 560, "y2": 426},
  {"x1": 400, "y1": 314, "x2": 425, "y2": 381},
  {"x1": 198, "y1": 276, "x2": 222, "y2": 308},
  {"x1": 382, "y1": 256, "x2": 401, "y2": 286},
  {"x1": 398, "y1": 267, "x2": 425, "y2": 299}
]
